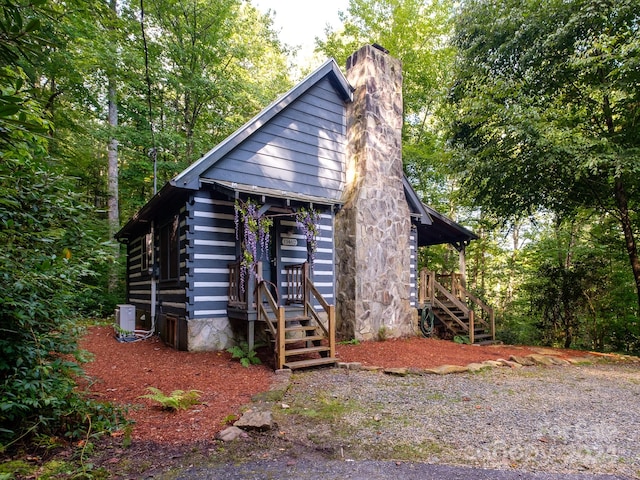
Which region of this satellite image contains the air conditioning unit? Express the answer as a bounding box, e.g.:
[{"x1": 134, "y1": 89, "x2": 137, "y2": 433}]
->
[{"x1": 115, "y1": 304, "x2": 136, "y2": 333}]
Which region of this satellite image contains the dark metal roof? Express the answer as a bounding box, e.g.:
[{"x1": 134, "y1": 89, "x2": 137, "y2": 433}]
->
[
  {"x1": 403, "y1": 176, "x2": 477, "y2": 248},
  {"x1": 115, "y1": 183, "x2": 189, "y2": 241}
]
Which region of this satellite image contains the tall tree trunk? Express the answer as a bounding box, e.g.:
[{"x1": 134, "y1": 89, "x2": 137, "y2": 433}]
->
[
  {"x1": 603, "y1": 93, "x2": 640, "y2": 312},
  {"x1": 107, "y1": 0, "x2": 120, "y2": 293},
  {"x1": 614, "y1": 176, "x2": 640, "y2": 313}
]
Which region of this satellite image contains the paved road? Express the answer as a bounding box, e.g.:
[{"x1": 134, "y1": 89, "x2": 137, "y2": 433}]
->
[{"x1": 174, "y1": 458, "x2": 634, "y2": 479}]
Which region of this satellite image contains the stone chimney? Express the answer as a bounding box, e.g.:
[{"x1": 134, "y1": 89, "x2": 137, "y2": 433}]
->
[{"x1": 335, "y1": 45, "x2": 414, "y2": 341}]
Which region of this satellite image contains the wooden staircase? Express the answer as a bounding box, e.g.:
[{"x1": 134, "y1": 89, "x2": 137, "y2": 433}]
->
[
  {"x1": 257, "y1": 263, "x2": 337, "y2": 370},
  {"x1": 418, "y1": 269, "x2": 495, "y2": 344}
]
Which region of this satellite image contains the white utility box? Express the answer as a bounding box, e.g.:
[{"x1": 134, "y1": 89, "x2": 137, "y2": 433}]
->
[{"x1": 115, "y1": 304, "x2": 136, "y2": 332}]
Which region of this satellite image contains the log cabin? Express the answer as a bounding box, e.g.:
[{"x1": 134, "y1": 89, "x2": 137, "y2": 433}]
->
[{"x1": 115, "y1": 45, "x2": 493, "y2": 369}]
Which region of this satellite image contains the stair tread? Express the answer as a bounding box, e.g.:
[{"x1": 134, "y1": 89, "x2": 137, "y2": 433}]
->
[
  {"x1": 284, "y1": 325, "x2": 317, "y2": 333},
  {"x1": 284, "y1": 345, "x2": 331, "y2": 356},
  {"x1": 284, "y1": 335, "x2": 325, "y2": 344},
  {"x1": 284, "y1": 357, "x2": 337, "y2": 370}
]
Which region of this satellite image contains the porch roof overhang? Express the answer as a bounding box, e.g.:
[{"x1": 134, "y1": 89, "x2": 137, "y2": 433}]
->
[
  {"x1": 415, "y1": 204, "x2": 478, "y2": 250},
  {"x1": 114, "y1": 183, "x2": 190, "y2": 242},
  {"x1": 402, "y1": 176, "x2": 477, "y2": 249},
  {"x1": 205, "y1": 179, "x2": 343, "y2": 208}
]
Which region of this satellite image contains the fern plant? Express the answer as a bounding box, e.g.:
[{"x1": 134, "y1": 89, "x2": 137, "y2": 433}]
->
[
  {"x1": 227, "y1": 342, "x2": 261, "y2": 367},
  {"x1": 453, "y1": 335, "x2": 471, "y2": 345},
  {"x1": 138, "y1": 387, "x2": 201, "y2": 411}
]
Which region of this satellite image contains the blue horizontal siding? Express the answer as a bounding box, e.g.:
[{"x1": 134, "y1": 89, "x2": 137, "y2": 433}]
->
[
  {"x1": 279, "y1": 212, "x2": 335, "y2": 308},
  {"x1": 187, "y1": 191, "x2": 236, "y2": 319},
  {"x1": 186, "y1": 191, "x2": 337, "y2": 318},
  {"x1": 201, "y1": 77, "x2": 347, "y2": 201}
]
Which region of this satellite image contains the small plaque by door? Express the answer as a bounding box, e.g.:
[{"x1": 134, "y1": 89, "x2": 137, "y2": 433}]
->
[{"x1": 282, "y1": 238, "x2": 298, "y2": 246}]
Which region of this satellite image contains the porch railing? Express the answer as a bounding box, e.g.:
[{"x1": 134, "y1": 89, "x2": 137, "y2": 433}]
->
[
  {"x1": 228, "y1": 261, "x2": 247, "y2": 307},
  {"x1": 284, "y1": 263, "x2": 305, "y2": 304},
  {"x1": 228, "y1": 261, "x2": 267, "y2": 309}
]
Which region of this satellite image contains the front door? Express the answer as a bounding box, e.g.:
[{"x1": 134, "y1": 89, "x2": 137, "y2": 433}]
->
[{"x1": 255, "y1": 220, "x2": 277, "y2": 299}]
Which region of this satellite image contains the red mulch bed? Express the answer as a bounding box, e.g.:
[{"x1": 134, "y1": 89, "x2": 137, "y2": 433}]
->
[{"x1": 80, "y1": 325, "x2": 587, "y2": 445}]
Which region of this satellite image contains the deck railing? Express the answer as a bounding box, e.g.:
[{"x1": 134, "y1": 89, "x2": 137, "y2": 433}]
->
[
  {"x1": 284, "y1": 263, "x2": 305, "y2": 304},
  {"x1": 228, "y1": 261, "x2": 268, "y2": 310},
  {"x1": 228, "y1": 261, "x2": 247, "y2": 307}
]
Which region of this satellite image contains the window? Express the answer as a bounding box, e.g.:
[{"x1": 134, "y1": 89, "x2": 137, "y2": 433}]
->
[
  {"x1": 159, "y1": 216, "x2": 179, "y2": 281},
  {"x1": 140, "y1": 233, "x2": 152, "y2": 272}
]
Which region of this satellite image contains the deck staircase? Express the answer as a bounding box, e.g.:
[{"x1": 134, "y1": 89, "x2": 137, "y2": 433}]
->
[
  {"x1": 256, "y1": 263, "x2": 337, "y2": 370},
  {"x1": 418, "y1": 268, "x2": 495, "y2": 344}
]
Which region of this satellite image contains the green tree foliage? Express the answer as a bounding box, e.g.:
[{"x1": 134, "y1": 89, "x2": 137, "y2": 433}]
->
[
  {"x1": 0, "y1": 143, "x2": 123, "y2": 444},
  {"x1": 112, "y1": 0, "x2": 292, "y2": 217},
  {"x1": 317, "y1": 0, "x2": 455, "y2": 207},
  {"x1": 527, "y1": 262, "x2": 596, "y2": 349},
  {"x1": 316, "y1": 0, "x2": 479, "y2": 303},
  {"x1": 0, "y1": 0, "x2": 123, "y2": 446},
  {"x1": 493, "y1": 212, "x2": 639, "y2": 352},
  {"x1": 448, "y1": 0, "x2": 640, "y2": 311},
  {"x1": 0, "y1": 0, "x2": 292, "y2": 446}
]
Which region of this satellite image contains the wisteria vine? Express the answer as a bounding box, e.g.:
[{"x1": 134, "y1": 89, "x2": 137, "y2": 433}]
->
[
  {"x1": 295, "y1": 207, "x2": 321, "y2": 262},
  {"x1": 234, "y1": 199, "x2": 273, "y2": 292}
]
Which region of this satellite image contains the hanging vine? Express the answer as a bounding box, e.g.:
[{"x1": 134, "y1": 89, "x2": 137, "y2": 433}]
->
[
  {"x1": 295, "y1": 207, "x2": 321, "y2": 261},
  {"x1": 234, "y1": 199, "x2": 273, "y2": 291}
]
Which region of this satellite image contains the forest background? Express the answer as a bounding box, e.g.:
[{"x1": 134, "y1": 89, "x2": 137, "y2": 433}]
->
[{"x1": 1, "y1": 0, "x2": 638, "y2": 450}]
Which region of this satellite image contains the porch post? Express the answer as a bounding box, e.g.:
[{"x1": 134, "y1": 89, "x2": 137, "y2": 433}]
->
[
  {"x1": 247, "y1": 262, "x2": 263, "y2": 351},
  {"x1": 459, "y1": 245, "x2": 467, "y2": 289}
]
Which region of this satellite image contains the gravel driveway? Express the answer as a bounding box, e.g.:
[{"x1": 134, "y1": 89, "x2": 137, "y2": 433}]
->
[{"x1": 170, "y1": 362, "x2": 640, "y2": 480}]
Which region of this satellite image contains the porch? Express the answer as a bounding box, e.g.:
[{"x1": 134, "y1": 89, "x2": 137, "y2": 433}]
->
[{"x1": 228, "y1": 261, "x2": 337, "y2": 370}]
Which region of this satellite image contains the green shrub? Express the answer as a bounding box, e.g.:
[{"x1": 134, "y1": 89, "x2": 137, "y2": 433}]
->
[
  {"x1": 227, "y1": 342, "x2": 261, "y2": 367},
  {"x1": 453, "y1": 335, "x2": 471, "y2": 345},
  {"x1": 0, "y1": 115, "x2": 123, "y2": 447}
]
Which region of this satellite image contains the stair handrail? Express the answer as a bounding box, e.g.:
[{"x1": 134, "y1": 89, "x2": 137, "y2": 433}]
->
[
  {"x1": 420, "y1": 268, "x2": 474, "y2": 341},
  {"x1": 431, "y1": 294, "x2": 471, "y2": 332},
  {"x1": 256, "y1": 278, "x2": 278, "y2": 335},
  {"x1": 255, "y1": 278, "x2": 286, "y2": 369},
  {"x1": 303, "y1": 263, "x2": 336, "y2": 361},
  {"x1": 455, "y1": 284, "x2": 495, "y2": 341},
  {"x1": 432, "y1": 279, "x2": 469, "y2": 315}
]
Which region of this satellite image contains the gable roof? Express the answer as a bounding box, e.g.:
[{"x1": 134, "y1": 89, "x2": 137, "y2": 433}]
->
[
  {"x1": 172, "y1": 58, "x2": 353, "y2": 190},
  {"x1": 403, "y1": 176, "x2": 477, "y2": 248},
  {"x1": 116, "y1": 59, "x2": 353, "y2": 241}
]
